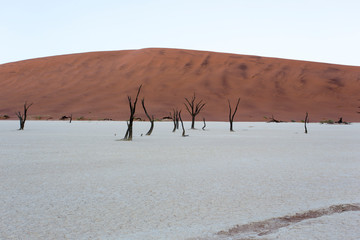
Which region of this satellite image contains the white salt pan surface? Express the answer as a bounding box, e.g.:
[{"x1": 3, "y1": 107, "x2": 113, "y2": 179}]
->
[{"x1": 0, "y1": 121, "x2": 359, "y2": 239}]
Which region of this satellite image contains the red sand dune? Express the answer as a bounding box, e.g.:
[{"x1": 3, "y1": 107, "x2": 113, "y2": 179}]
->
[{"x1": 1, "y1": 48, "x2": 359, "y2": 122}]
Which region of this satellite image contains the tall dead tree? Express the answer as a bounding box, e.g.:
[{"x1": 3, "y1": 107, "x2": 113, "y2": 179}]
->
[
  {"x1": 179, "y1": 110, "x2": 188, "y2": 137},
  {"x1": 123, "y1": 85, "x2": 142, "y2": 141},
  {"x1": 15, "y1": 102, "x2": 33, "y2": 130},
  {"x1": 304, "y1": 112, "x2": 309, "y2": 134},
  {"x1": 184, "y1": 93, "x2": 206, "y2": 129},
  {"x1": 141, "y1": 98, "x2": 154, "y2": 136},
  {"x1": 228, "y1": 98, "x2": 240, "y2": 132}
]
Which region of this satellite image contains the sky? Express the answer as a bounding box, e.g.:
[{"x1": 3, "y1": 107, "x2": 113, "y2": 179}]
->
[{"x1": 1, "y1": 0, "x2": 360, "y2": 66}]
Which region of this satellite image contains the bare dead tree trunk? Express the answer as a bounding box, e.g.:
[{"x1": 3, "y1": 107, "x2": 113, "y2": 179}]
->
[
  {"x1": 304, "y1": 112, "x2": 309, "y2": 134},
  {"x1": 124, "y1": 121, "x2": 130, "y2": 139},
  {"x1": 123, "y1": 85, "x2": 142, "y2": 141},
  {"x1": 69, "y1": 114, "x2": 72, "y2": 123},
  {"x1": 228, "y1": 98, "x2": 240, "y2": 132},
  {"x1": 141, "y1": 98, "x2": 154, "y2": 136},
  {"x1": 172, "y1": 110, "x2": 175, "y2": 132},
  {"x1": 202, "y1": 117, "x2": 206, "y2": 130},
  {"x1": 176, "y1": 111, "x2": 179, "y2": 129},
  {"x1": 15, "y1": 102, "x2": 33, "y2": 130},
  {"x1": 172, "y1": 109, "x2": 179, "y2": 132},
  {"x1": 179, "y1": 110, "x2": 188, "y2": 137},
  {"x1": 16, "y1": 113, "x2": 24, "y2": 130},
  {"x1": 184, "y1": 93, "x2": 206, "y2": 129}
]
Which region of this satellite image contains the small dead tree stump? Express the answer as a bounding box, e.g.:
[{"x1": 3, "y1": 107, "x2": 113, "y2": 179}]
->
[
  {"x1": 15, "y1": 102, "x2": 33, "y2": 130},
  {"x1": 335, "y1": 117, "x2": 343, "y2": 124},
  {"x1": 202, "y1": 117, "x2": 206, "y2": 130},
  {"x1": 335, "y1": 117, "x2": 349, "y2": 124}
]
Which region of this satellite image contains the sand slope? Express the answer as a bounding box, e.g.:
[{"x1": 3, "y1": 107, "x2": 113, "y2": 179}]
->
[{"x1": 1, "y1": 48, "x2": 359, "y2": 121}]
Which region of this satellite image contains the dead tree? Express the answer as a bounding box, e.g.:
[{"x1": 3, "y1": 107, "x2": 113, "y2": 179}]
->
[
  {"x1": 15, "y1": 102, "x2": 33, "y2": 130},
  {"x1": 202, "y1": 117, "x2": 206, "y2": 130},
  {"x1": 60, "y1": 114, "x2": 73, "y2": 123},
  {"x1": 335, "y1": 117, "x2": 349, "y2": 124},
  {"x1": 228, "y1": 98, "x2": 240, "y2": 132},
  {"x1": 304, "y1": 112, "x2": 309, "y2": 134},
  {"x1": 336, "y1": 117, "x2": 343, "y2": 124},
  {"x1": 179, "y1": 110, "x2": 188, "y2": 137},
  {"x1": 123, "y1": 85, "x2": 142, "y2": 141},
  {"x1": 172, "y1": 109, "x2": 179, "y2": 132},
  {"x1": 184, "y1": 93, "x2": 206, "y2": 129},
  {"x1": 141, "y1": 98, "x2": 154, "y2": 136}
]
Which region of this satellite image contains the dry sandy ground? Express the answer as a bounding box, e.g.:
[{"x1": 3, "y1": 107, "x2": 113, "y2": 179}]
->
[
  {"x1": 1, "y1": 48, "x2": 360, "y2": 122},
  {"x1": 0, "y1": 120, "x2": 359, "y2": 239}
]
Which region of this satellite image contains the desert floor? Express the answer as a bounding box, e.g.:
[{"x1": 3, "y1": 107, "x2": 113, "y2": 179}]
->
[{"x1": 1, "y1": 121, "x2": 359, "y2": 239}]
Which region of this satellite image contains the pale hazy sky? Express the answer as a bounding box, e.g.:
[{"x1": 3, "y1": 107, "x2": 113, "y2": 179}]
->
[{"x1": 1, "y1": 0, "x2": 360, "y2": 65}]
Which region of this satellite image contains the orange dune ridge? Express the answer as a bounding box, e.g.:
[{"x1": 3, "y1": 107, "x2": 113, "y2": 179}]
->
[{"x1": 0, "y1": 48, "x2": 359, "y2": 122}]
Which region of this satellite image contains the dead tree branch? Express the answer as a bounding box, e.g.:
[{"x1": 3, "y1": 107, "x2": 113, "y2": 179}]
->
[
  {"x1": 179, "y1": 110, "x2": 188, "y2": 137},
  {"x1": 172, "y1": 109, "x2": 179, "y2": 132},
  {"x1": 142, "y1": 98, "x2": 154, "y2": 136}
]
